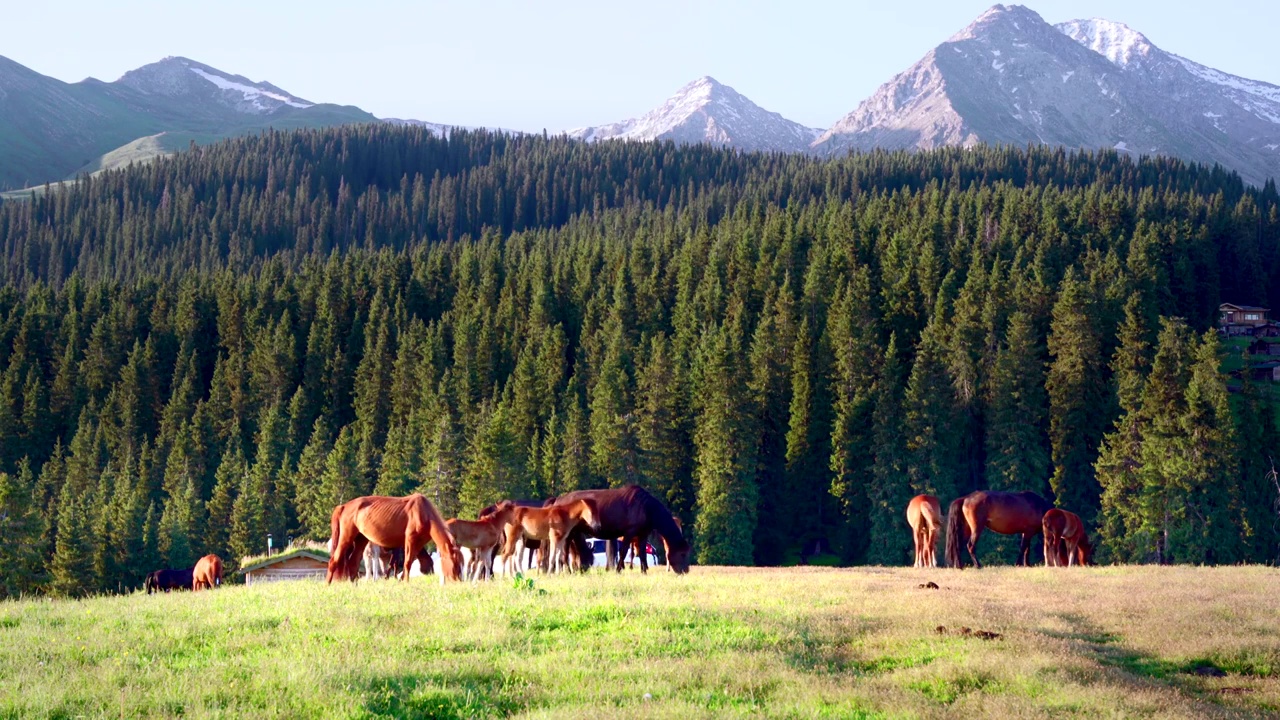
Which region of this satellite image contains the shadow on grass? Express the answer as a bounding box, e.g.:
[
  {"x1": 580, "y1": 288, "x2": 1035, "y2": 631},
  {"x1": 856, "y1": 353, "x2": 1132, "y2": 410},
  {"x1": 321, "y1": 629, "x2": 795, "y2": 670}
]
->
[
  {"x1": 355, "y1": 669, "x2": 525, "y2": 719},
  {"x1": 1052, "y1": 611, "x2": 1278, "y2": 713}
]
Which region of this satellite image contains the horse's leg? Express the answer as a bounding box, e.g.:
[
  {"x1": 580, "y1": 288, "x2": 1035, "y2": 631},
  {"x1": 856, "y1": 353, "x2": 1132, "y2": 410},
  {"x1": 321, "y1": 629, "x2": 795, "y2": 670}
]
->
[
  {"x1": 966, "y1": 507, "x2": 983, "y2": 569},
  {"x1": 1019, "y1": 531, "x2": 1035, "y2": 567}
]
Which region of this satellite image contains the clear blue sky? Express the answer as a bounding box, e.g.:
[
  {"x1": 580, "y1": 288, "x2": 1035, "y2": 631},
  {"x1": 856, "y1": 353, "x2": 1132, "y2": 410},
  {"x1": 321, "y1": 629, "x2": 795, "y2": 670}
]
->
[{"x1": 3, "y1": 1, "x2": 1276, "y2": 132}]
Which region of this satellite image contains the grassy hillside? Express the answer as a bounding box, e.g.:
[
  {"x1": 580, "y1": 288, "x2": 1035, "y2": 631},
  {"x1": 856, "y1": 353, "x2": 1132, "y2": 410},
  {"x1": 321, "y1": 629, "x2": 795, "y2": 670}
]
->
[{"x1": 1, "y1": 566, "x2": 1276, "y2": 718}]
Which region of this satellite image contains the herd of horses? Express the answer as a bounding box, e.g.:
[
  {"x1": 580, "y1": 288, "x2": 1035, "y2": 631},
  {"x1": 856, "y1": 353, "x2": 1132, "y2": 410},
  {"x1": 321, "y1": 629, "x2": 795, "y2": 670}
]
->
[
  {"x1": 141, "y1": 486, "x2": 1091, "y2": 593},
  {"x1": 908, "y1": 490, "x2": 1094, "y2": 569},
  {"x1": 324, "y1": 485, "x2": 692, "y2": 583}
]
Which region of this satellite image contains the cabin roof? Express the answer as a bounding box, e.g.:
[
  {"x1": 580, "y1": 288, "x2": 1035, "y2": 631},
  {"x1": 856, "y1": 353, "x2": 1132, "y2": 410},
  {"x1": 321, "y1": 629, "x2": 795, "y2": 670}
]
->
[
  {"x1": 237, "y1": 549, "x2": 329, "y2": 574},
  {"x1": 1221, "y1": 303, "x2": 1270, "y2": 312}
]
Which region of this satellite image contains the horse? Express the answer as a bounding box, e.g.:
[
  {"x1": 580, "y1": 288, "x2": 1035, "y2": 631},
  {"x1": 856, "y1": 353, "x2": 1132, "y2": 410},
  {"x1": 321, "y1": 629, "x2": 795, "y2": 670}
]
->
[
  {"x1": 144, "y1": 567, "x2": 193, "y2": 594},
  {"x1": 499, "y1": 499, "x2": 599, "y2": 575},
  {"x1": 326, "y1": 493, "x2": 462, "y2": 584},
  {"x1": 1043, "y1": 508, "x2": 1093, "y2": 567},
  {"x1": 553, "y1": 485, "x2": 691, "y2": 574},
  {"x1": 906, "y1": 495, "x2": 942, "y2": 568},
  {"x1": 192, "y1": 554, "x2": 223, "y2": 590},
  {"x1": 479, "y1": 499, "x2": 549, "y2": 572},
  {"x1": 945, "y1": 490, "x2": 1053, "y2": 569},
  {"x1": 448, "y1": 503, "x2": 518, "y2": 580}
]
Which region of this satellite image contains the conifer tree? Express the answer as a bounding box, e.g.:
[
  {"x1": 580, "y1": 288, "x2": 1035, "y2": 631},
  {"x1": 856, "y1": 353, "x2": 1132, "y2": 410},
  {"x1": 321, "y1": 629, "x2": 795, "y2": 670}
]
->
[
  {"x1": 693, "y1": 326, "x2": 757, "y2": 565},
  {"x1": 0, "y1": 462, "x2": 42, "y2": 598}
]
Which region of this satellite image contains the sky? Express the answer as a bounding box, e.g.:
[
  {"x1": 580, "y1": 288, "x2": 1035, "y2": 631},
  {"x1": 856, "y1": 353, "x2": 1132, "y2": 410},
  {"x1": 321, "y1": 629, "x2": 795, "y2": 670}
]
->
[{"x1": 2, "y1": 1, "x2": 1277, "y2": 132}]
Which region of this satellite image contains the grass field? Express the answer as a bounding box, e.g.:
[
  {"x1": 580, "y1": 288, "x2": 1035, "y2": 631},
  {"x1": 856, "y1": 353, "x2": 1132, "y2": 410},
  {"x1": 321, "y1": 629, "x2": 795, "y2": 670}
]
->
[{"x1": 1, "y1": 566, "x2": 1278, "y2": 719}]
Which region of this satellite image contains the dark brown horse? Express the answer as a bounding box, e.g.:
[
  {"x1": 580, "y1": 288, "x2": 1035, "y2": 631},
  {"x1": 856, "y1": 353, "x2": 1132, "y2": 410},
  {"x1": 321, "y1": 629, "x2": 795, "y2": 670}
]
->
[
  {"x1": 326, "y1": 493, "x2": 462, "y2": 583},
  {"x1": 553, "y1": 485, "x2": 690, "y2": 574},
  {"x1": 946, "y1": 490, "x2": 1053, "y2": 569},
  {"x1": 192, "y1": 554, "x2": 223, "y2": 590},
  {"x1": 144, "y1": 567, "x2": 193, "y2": 593}
]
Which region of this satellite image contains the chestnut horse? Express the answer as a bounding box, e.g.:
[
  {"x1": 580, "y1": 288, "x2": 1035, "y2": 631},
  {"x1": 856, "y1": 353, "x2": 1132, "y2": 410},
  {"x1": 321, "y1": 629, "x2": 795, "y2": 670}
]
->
[
  {"x1": 1043, "y1": 508, "x2": 1093, "y2": 567},
  {"x1": 192, "y1": 554, "x2": 223, "y2": 590},
  {"x1": 448, "y1": 503, "x2": 517, "y2": 580},
  {"x1": 326, "y1": 493, "x2": 462, "y2": 584},
  {"x1": 500, "y1": 499, "x2": 599, "y2": 574},
  {"x1": 554, "y1": 485, "x2": 691, "y2": 574},
  {"x1": 479, "y1": 499, "x2": 551, "y2": 572},
  {"x1": 946, "y1": 490, "x2": 1053, "y2": 569},
  {"x1": 906, "y1": 494, "x2": 942, "y2": 568}
]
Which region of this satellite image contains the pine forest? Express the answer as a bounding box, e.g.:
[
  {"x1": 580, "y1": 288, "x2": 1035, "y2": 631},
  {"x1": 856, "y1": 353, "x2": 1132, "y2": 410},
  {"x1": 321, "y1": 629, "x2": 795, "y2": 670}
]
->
[{"x1": 1, "y1": 126, "x2": 1279, "y2": 597}]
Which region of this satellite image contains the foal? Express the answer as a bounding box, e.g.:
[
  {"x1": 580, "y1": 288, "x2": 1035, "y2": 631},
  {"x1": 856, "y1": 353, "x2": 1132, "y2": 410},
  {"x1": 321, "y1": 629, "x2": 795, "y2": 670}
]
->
[
  {"x1": 1042, "y1": 508, "x2": 1092, "y2": 567},
  {"x1": 448, "y1": 503, "x2": 516, "y2": 580},
  {"x1": 906, "y1": 495, "x2": 942, "y2": 568},
  {"x1": 501, "y1": 499, "x2": 598, "y2": 575}
]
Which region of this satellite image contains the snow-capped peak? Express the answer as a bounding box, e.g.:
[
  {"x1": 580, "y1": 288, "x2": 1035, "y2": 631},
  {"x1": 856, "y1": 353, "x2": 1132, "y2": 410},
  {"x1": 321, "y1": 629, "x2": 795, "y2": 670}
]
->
[
  {"x1": 565, "y1": 76, "x2": 819, "y2": 153},
  {"x1": 115, "y1": 56, "x2": 313, "y2": 115},
  {"x1": 1056, "y1": 18, "x2": 1154, "y2": 67}
]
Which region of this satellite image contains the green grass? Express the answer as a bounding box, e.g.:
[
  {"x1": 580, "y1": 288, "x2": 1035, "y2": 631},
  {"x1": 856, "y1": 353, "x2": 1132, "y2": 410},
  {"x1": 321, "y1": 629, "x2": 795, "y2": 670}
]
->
[{"x1": 1, "y1": 566, "x2": 1278, "y2": 718}]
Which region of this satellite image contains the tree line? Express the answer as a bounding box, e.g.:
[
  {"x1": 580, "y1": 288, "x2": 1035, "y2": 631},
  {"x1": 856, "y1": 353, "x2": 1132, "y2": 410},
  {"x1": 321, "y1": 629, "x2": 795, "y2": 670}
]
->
[{"x1": 1, "y1": 127, "x2": 1278, "y2": 597}]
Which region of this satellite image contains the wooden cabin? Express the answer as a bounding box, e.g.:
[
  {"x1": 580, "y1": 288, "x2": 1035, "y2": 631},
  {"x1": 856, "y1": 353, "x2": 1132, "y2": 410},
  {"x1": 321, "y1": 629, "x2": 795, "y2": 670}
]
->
[
  {"x1": 238, "y1": 549, "x2": 328, "y2": 585},
  {"x1": 1220, "y1": 303, "x2": 1272, "y2": 335}
]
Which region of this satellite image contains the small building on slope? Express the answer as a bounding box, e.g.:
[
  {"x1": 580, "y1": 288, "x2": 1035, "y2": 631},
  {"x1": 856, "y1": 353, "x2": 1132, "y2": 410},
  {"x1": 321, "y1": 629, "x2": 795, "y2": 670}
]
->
[{"x1": 238, "y1": 548, "x2": 329, "y2": 585}]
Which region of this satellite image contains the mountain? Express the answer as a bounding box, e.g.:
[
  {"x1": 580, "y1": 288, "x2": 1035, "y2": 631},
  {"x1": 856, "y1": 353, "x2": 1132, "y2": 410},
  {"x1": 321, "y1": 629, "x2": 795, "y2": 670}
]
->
[
  {"x1": 812, "y1": 4, "x2": 1280, "y2": 186},
  {"x1": 566, "y1": 76, "x2": 820, "y2": 153},
  {"x1": 0, "y1": 55, "x2": 377, "y2": 190}
]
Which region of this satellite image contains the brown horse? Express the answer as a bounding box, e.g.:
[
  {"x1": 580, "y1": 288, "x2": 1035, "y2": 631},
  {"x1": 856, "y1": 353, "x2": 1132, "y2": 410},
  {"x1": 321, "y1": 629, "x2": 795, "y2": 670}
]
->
[
  {"x1": 1043, "y1": 508, "x2": 1093, "y2": 567},
  {"x1": 192, "y1": 554, "x2": 223, "y2": 590},
  {"x1": 326, "y1": 493, "x2": 462, "y2": 584},
  {"x1": 144, "y1": 567, "x2": 193, "y2": 593},
  {"x1": 906, "y1": 494, "x2": 942, "y2": 568},
  {"x1": 500, "y1": 499, "x2": 599, "y2": 574},
  {"x1": 480, "y1": 499, "x2": 551, "y2": 572},
  {"x1": 946, "y1": 490, "x2": 1053, "y2": 569},
  {"x1": 448, "y1": 503, "x2": 517, "y2": 580},
  {"x1": 554, "y1": 485, "x2": 691, "y2": 574}
]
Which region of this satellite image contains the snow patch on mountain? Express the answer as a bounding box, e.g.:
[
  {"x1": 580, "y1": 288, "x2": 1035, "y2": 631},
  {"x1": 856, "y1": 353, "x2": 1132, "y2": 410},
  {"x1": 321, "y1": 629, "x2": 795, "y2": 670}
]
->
[
  {"x1": 1056, "y1": 18, "x2": 1154, "y2": 67},
  {"x1": 189, "y1": 67, "x2": 312, "y2": 110}
]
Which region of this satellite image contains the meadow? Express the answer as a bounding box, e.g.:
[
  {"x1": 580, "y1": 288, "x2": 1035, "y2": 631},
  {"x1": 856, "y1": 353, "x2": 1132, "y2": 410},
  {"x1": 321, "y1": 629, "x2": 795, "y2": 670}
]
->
[{"x1": 1, "y1": 566, "x2": 1277, "y2": 719}]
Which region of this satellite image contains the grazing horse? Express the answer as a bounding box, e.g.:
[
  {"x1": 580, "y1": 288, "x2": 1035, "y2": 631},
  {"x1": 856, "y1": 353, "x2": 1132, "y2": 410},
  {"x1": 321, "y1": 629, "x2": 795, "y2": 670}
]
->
[
  {"x1": 500, "y1": 499, "x2": 599, "y2": 574},
  {"x1": 554, "y1": 485, "x2": 691, "y2": 574},
  {"x1": 946, "y1": 490, "x2": 1053, "y2": 569},
  {"x1": 1043, "y1": 509, "x2": 1093, "y2": 567},
  {"x1": 144, "y1": 567, "x2": 194, "y2": 594},
  {"x1": 326, "y1": 493, "x2": 462, "y2": 584},
  {"x1": 448, "y1": 503, "x2": 517, "y2": 580},
  {"x1": 906, "y1": 495, "x2": 942, "y2": 568},
  {"x1": 192, "y1": 554, "x2": 223, "y2": 590},
  {"x1": 363, "y1": 545, "x2": 432, "y2": 579},
  {"x1": 621, "y1": 516, "x2": 685, "y2": 571}
]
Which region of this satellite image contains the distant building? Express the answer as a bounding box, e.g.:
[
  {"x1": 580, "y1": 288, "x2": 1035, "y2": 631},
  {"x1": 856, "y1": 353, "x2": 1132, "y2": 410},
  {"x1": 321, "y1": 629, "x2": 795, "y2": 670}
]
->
[
  {"x1": 1220, "y1": 303, "x2": 1272, "y2": 335},
  {"x1": 238, "y1": 549, "x2": 328, "y2": 585},
  {"x1": 1248, "y1": 361, "x2": 1280, "y2": 383}
]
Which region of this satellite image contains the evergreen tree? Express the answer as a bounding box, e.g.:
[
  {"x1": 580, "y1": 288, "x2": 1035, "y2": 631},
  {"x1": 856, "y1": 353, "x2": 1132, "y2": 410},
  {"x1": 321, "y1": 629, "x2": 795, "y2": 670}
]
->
[{"x1": 0, "y1": 462, "x2": 42, "y2": 598}]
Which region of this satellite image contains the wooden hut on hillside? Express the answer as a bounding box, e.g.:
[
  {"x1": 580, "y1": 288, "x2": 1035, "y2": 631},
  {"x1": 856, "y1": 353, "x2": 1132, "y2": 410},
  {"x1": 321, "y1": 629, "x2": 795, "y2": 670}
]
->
[{"x1": 239, "y1": 548, "x2": 328, "y2": 585}]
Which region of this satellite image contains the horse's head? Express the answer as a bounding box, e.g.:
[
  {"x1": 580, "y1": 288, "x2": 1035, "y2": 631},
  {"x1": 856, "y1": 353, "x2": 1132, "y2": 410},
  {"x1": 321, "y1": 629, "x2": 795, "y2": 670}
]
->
[
  {"x1": 1077, "y1": 535, "x2": 1094, "y2": 566},
  {"x1": 579, "y1": 499, "x2": 602, "y2": 534},
  {"x1": 667, "y1": 545, "x2": 691, "y2": 574}
]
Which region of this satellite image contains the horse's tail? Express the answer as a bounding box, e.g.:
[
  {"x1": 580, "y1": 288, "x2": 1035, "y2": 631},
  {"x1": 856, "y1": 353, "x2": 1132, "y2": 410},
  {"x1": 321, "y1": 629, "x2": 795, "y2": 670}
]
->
[{"x1": 945, "y1": 497, "x2": 967, "y2": 569}]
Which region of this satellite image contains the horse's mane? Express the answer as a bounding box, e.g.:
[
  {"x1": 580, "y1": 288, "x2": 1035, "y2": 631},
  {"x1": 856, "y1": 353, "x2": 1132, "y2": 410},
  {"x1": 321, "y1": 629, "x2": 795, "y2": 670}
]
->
[
  {"x1": 1016, "y1": 491, "x2": 1054, "y2": 515},
  {"x1": 634, "y1": 486, "x2": 688, "y2": 550}
]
